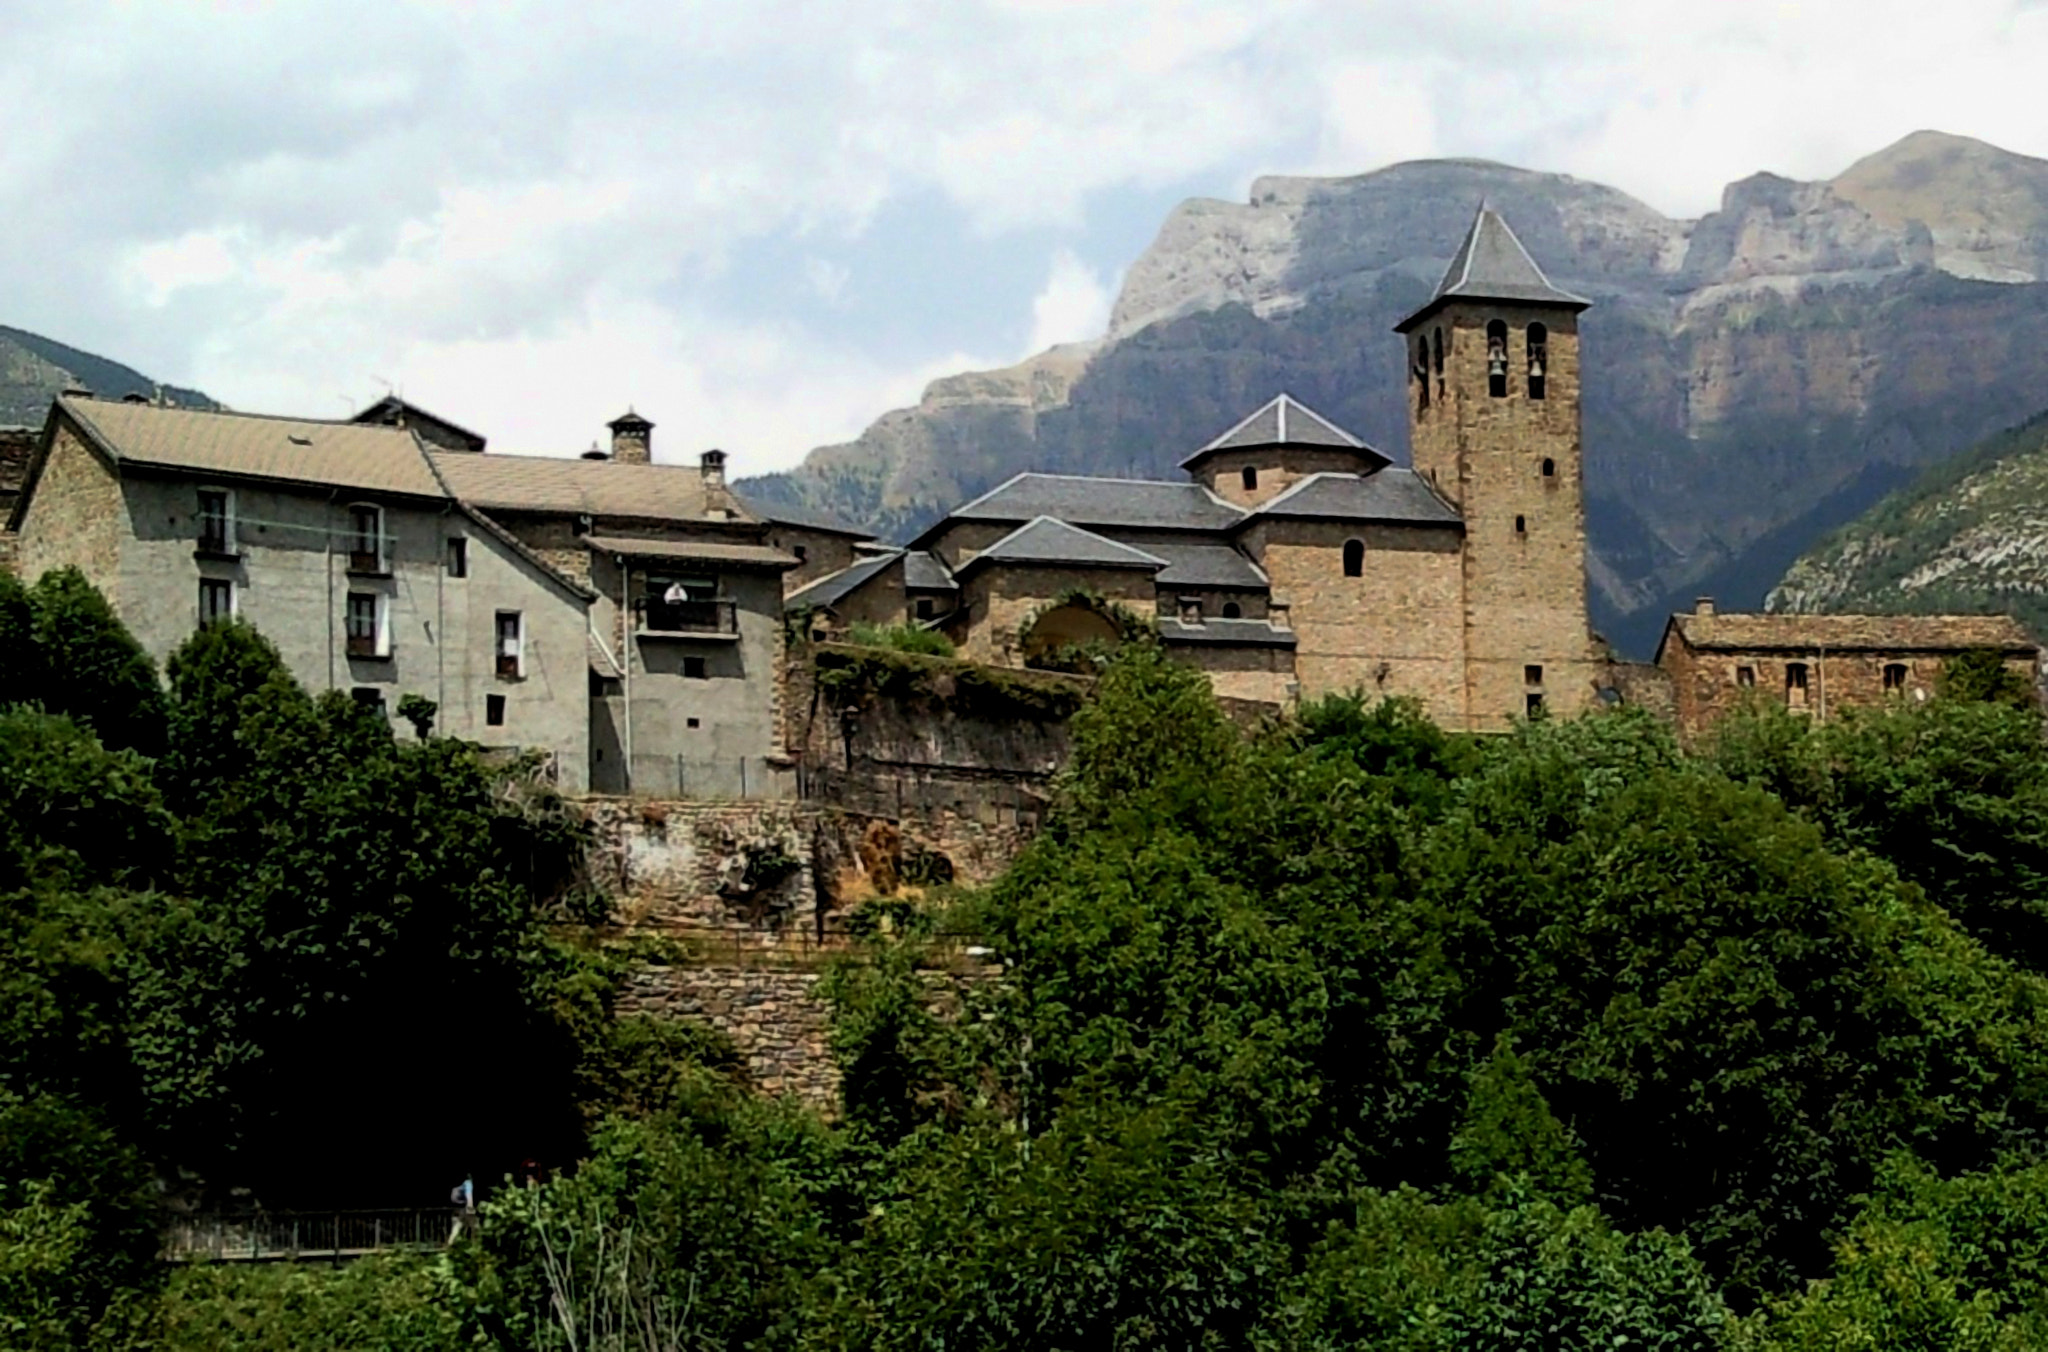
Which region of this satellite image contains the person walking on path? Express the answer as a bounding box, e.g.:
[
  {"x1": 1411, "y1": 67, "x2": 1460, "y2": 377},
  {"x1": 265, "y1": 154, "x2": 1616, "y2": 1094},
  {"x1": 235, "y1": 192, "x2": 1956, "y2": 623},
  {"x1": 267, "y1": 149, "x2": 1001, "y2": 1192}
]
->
[{"x1": 448, "y1": 1174, "x2": 474, "y2": 1243}]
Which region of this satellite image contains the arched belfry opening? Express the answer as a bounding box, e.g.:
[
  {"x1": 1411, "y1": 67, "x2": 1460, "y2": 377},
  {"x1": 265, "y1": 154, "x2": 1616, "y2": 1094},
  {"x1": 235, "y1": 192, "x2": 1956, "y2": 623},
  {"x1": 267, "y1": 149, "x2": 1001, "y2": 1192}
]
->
[
  {"x1": 1486, "y1": 320, "x2": 1509, "y2": 398},
  {"x1": 1527, "y1": 322, "x2": 1548, "y2": 400}
]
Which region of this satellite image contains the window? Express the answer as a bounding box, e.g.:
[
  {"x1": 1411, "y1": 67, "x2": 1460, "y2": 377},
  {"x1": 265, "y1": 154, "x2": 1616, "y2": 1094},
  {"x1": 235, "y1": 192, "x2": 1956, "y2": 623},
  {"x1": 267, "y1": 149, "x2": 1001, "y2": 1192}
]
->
[
  {"x1": 793, "y1": 544, "x2": 808, "y2": 564},
  {"x1": 1414, "y1": 338, "x2": 1430, "y2": 411},
  {"x1": 1343, "y1": 539, "x2": 1364, "y2": 578},
  {"x1": 1526, "y1": 692, "x2": 1545, "y2": 716},
  {"x1": 485, "y1": 693, "x2": 506, "y2": 727},
  {"x1": 644, "y1": 574, "x2": 726, "y2": 632},
  {"x1": 197, "y1": 489, "x2": 234, "y2": 554},
  {"x1": 1242, "y1": 465, "x2": 1258, "y2": 492},
  {"x1": 495, "y1": 611, "x2": 524, "y2": 680},
  {"x1": 1432, "y1": 327, "x2": 1444, "y2": 380},
  {"x1": 1786, "y1": 662, "x2": 1809, "y2": 706},
  {"x1": 1524, "y1": 664, "x2": 1543, "y2": 686},
  {"x1": 686, "y1": 717, "x2": 701, "y2": 729},
  {"x1": 348, "y1": 505, "x2": 386, "y2": 573},
  {"x1": 1884, "y1": 662, "x2": 1909, "y2": 693},
  {"x1": 1222, "y1": 601, "x2": 1242, "y2": 619},
  {"x1": 1527, "y1": 322, "x2": 1548, "y2": 400},
  {"x1": 683, "y1": 656, "x2": 707, "y2": 680},
  {"x1": 350, "y1": 687, "x2": 385, "y2": 714},
  {"x1": 345, "y1": 591, "x2": 388, "y2": 659},
  {"x1": 915, "y1": 597, "x2": 934, "y2": 619},
  {"x1": 1541, "y1": 457, "x2": 1556, "y2": 479},
  {"x1": 446, "y1": 537, "x2": 467, "y2": 578},
  {"x1": 1736, "y1": 665, "x2": 1756, "y2": 687},
  {"x1": 1486, "y1": 320, "x2": 1509, "y2": 397},
  {"x1": 198, "y1": 578, "x2": 234, "y2": 625},
  {"x1": 1514, "y1": 514, "x2": 1527, "y2": 535}
]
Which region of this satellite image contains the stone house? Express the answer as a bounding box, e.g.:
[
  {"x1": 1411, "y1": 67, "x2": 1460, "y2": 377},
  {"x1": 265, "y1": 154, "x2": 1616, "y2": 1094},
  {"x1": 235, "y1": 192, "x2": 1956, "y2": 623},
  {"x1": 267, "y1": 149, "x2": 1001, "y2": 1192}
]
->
[
  {"x1": 789, "y1": 206, "x2": 1604, "y2": 731},
  {"x1": 1653, "y1": 599, "x2": 2040, "y2": 739},
  {"x1": 9, "y1": 394, "x2": 596, "y2": 786}
]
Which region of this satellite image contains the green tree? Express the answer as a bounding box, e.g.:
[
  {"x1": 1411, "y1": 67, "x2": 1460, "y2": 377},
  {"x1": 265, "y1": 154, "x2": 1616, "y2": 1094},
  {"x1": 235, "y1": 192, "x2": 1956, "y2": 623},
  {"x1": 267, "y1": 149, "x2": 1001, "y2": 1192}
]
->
[{"x1": 27, "y1": 567, "x2": 167, "y2": 756}]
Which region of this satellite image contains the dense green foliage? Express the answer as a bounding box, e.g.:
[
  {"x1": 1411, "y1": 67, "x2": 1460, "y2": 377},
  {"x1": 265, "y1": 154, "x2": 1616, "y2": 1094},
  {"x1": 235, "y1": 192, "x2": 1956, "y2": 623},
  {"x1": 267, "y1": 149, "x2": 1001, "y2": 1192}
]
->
[
  {"x1": 18, "y1": 593, "x2": 2048, "y2": 1346},
  {"x1": 844, "y1": 621, "x2": 956, "y2": 657}
]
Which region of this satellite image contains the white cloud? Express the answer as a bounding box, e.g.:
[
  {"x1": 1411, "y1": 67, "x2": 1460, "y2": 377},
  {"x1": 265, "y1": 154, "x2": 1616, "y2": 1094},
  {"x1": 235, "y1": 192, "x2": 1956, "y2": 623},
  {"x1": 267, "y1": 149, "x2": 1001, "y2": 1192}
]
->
[
  {"x1": 3, "y1": 0, "x2": 2048, "y2": 473},
  {"x1": 1027, "y1": 250, "x2": 1115, "y2": 353}
]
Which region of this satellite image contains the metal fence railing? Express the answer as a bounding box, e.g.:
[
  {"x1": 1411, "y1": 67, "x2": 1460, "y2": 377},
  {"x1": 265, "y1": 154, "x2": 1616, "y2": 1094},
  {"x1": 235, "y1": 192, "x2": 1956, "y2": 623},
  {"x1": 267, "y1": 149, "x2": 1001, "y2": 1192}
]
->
[{"x1": 163, "y1": 1209, "x2": 472, "y2": 1262}]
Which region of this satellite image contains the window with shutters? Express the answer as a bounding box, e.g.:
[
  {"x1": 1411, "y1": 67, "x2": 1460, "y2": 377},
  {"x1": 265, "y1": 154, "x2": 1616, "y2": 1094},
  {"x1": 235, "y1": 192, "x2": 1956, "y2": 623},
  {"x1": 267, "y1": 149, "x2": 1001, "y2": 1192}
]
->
[{"x1": 496, "y1": 611, "x2": 524, "y2": 680}]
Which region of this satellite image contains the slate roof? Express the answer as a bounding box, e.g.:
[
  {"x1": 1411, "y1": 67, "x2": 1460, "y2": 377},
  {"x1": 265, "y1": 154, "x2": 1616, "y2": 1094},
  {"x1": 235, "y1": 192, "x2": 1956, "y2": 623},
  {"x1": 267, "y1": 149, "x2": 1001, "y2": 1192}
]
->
[
  {"x1": 958, "y1": 517, "x2": 1169, "y2": 575},
  {"x1": 583, "y1": 535, "x2": 797, "y2": 569},
  {"x1": 1180, "y1": 393, "x2": 1389, "y2": 471},
  {"x1": 432, "y1": 450, "x2": 730, "y2": 523},
  {"x1": 1661, "y1": 611, "x2": 2039, "y2": 658},
  {"x1": 931, "y1": 473, "x2": 1246, "y2": 537},
  {"x1": 1159, "y1": 617, "x2": 1297, "y2": 648},
  {"x1": 1247, "y1": 469, "x2": 1463, "y2": 528},
  {"x1": 902, "y1": 550, "x2": 957, "y2": 592},
  {"x1": 785, "y1": 551, "x2": 902, "y2": 610},
  {"x1": 61, "y1": 396, "x2": 448, "y2": 499},
  {"x1": 1396, "y1": 205, "x2": 1591, "y2": 332},
  {"x1": 735, "y1": 491, "x2": 872, "y2": 539},
  {"x1": 1145, "y1": 541, "x2": 1269, "y2": 590}
]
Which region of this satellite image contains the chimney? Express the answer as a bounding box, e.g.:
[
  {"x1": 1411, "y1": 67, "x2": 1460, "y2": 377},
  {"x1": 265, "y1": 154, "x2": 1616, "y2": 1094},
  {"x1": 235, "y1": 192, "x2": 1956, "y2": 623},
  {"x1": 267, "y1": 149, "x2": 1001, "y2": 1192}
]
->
[
  {"x1": 607, "y1": 408, "x2": 653, "y2": 465},
  {"x1": 699, "y1": 448, "x2": 727, "y2": 489},
  {"x1": 580, "y1": 440, "x2": 609, "y2": 461},
  {"x1": 1695, "y1": 596, "x2": 1715, "y2": 616}
]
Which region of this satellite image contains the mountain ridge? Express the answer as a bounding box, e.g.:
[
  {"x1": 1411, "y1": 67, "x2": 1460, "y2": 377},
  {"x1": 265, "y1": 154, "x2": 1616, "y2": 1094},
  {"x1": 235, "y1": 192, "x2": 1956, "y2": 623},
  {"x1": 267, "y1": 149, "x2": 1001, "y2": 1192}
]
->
[{"x1": 743, "y1": 130, "x2": 2048, "y2": 656}]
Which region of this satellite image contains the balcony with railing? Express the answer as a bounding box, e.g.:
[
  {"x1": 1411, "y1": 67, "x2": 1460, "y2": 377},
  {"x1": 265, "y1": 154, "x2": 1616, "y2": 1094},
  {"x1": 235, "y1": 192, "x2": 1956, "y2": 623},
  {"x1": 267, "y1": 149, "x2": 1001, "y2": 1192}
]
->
[{"x1": 638, "y1": 597, "x2": 738, "y2": 638}]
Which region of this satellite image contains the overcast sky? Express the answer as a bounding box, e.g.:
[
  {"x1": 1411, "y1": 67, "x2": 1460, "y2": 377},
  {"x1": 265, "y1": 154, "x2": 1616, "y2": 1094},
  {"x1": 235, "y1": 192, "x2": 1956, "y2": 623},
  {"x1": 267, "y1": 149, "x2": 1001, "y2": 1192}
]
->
[{"x1": 4, "y1": 0, "x2": 2047, "y2": 472}]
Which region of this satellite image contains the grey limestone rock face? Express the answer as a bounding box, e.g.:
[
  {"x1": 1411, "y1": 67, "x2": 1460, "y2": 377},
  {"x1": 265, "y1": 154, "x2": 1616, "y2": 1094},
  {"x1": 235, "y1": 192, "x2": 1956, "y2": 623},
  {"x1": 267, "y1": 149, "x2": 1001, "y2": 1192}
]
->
[{"x1": 743, "y1": 130, "x2": 2048, "y2": 657}]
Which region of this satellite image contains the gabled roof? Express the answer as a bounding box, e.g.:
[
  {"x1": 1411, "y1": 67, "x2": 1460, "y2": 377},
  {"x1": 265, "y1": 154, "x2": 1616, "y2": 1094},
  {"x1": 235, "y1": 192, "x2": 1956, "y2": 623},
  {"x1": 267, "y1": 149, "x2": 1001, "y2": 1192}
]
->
[
  {"x1": 957, "y1": 516, "x2": 1168, "y2": 576},
  {"x1": 1179, "y1": 393, "x2": 1389, "y2": 472},
  {"x1": 924, "y1": 473, "x2": 1245, "y2": 541},
  {"x1": 432, "y1": 449, "x2": 736, "y2": 524},
  {"x1": 58, "y1": 396, "x2": 448, "y2": 499},
  {"x1": 351, "y1": 395, "x2": 488, "y2": 453},
  {"x1": 785, "y1": 551, "x2": 903, "y2": 611},
  {"x1": 1395, "y1": 205, "x2": 1591, "y2": 333},
  {"x1": 1145, "y1": 541, "x2": 1269, "y2": 590},
  {"x1": 1657, "y1": 610, "x2": 2039, "y2": 664},
  {"x1": 1245, "y1": 468, "x2": 1463, "y2": 528},
  {"x1": 902, "y1": 550, "x2": 957, "y2": 592}
]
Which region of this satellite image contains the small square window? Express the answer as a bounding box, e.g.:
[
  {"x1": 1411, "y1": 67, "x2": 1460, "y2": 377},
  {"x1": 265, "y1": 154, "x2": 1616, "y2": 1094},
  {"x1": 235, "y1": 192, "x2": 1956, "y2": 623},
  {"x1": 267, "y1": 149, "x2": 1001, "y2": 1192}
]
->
[
  {"x1": 915, "y1": 597, "x2": 934, "y2": 619},
  {"x1": 199, "y1": 578, "x2": 234, "y2": 626},
  {"x1": 350, "y1": 686, "x2": 385, "y2": 713},
  {"x1": 683, "y1": 656, "x2": 707, "y2": 680},
  {"x1": 1736, "y1": 666, "x2": 1756, "y2": 688},
  {"x1": 1884, "y1": 662, "x2": 1909, "y2": 692},
  {"x1": 1525, "y1": 692, "x2": 1545, "y2": 716},
  {"x1": 686, "y1": 717, "x2": 701, "y2": 729},
  {"x1": 485, "y1": 693, "x2": 506, "y2": 727},
  {"x1": 1524, "y1": 664, "x2": 1543, "y2": 686},
  {"x1": 446, "y1": 537, "x2": 467, "y2": 578},
  {"x1": 793, "y1": 544, "x2": 808, "y2": 564}
]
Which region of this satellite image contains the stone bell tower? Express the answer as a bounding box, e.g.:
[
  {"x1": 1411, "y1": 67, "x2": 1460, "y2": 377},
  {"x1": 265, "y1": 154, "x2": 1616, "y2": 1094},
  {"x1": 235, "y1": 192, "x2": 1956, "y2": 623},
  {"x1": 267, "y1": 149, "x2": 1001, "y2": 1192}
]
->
[{"x1": 1396, "y1": 205, "x2": 1599, "y2": 732}]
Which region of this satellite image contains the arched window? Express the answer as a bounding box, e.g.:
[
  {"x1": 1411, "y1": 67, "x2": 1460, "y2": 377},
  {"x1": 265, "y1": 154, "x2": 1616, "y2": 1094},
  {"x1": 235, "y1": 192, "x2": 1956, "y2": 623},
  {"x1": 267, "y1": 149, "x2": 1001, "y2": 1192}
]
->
[
  {"x1": 1221, "y1": 601, "x2": 1242, "y2": 619},
  {"x1": 1432, "y1": 328, "x2": 1445, "y2": 393},
  {"x1": 1541, "y1": 457, "x2": 1556, "y2": 479},
  {"x1": 1884, "y1": 663, "x2": 1908, "y2": 693},
  {"x1": 1786, "y1": 662, "x2": 1809, "y2": 707},
  {"x1": 1514, "y1": 514, "x2": 1526, "y2": 535},
  {"x1": 1241, "y1": 465, "x2": 1258, "y2": 492},
  {"x1": 1342, "y1": 539, "x2": 1364, "y2": 577},
  {"x1": 1415, "y1": 338, "x2": 1430, "y2": 411},
  {"x1": 1527, "y1": 322, "x2": 1548, "y2": 400},
  {"x1": 1486, "y1": 320, "x2": 1509, "y2": 397}
]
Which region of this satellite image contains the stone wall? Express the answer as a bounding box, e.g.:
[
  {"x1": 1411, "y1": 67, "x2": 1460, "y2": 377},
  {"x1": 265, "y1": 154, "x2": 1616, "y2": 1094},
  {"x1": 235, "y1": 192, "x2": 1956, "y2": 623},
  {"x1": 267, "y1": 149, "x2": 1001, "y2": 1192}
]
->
[
  {"x1": 618, "y1": 962, "x2": 838, "y2": 1104},
  {"x1": 585, "y1": 797, "x2": 820, "y2": 933}
]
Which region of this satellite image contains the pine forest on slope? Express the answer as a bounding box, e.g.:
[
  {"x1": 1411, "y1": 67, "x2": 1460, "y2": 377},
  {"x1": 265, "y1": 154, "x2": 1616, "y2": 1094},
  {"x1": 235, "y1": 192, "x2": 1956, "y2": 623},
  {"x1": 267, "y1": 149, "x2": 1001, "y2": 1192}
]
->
[{"x1": 742, "y1": 129, "x2": 2048, "y2": 657}]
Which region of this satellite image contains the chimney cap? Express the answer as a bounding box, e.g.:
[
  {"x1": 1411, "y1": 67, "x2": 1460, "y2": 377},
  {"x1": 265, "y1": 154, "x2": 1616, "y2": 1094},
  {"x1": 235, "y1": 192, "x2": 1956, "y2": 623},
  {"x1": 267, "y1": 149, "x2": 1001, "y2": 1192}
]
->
[
  {"x1": 701, "y1": 447, "x2": 727, "y2": 465},
  {"x1": 1694, "y1": 596, "x2": 1715, "y2": 616},
  {"x1": 607, "y1": 407, "x2": 654, "y2": 432},
  {"x1": 580, "y1": 441, "x2": 609, "y2": 461}
]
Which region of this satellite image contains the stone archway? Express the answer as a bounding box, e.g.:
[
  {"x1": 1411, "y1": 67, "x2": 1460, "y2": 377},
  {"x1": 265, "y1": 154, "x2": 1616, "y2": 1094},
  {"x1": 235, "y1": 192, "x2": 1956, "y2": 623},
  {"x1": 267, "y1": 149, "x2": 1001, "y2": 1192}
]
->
[{"x1": 1021, "y1": 601, "x2": 1121, "y2": 666}]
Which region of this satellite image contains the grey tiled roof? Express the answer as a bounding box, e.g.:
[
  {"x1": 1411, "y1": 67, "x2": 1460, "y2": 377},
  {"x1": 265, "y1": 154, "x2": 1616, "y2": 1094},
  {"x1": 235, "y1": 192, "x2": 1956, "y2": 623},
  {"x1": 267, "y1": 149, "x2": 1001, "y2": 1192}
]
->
[
  {"x1": 1396, "y1": 206, "x2": 1591, "y2": 332},
  {"x1": 1247, "y1": 469, "x2": 1463, "y2": 527},
  {"x1": 1145, "y1": 541, "x2": 1269, "y2": 590},
  {"x1": 937, "y1": 473, "x2": 1246, "y2": 535},
  {"x1": 962, "y1": 517, "x2": 1168, "y2": 573},
  {"x1": 902, "y1": 550, "x2": 957, "y2": 592},
  {"x1": 786, "y1": 551, "x2": 901, "y2": 610},
  {"x1": 1180, "y1": 394, "x2": 1388, "y2": 470},
  {"x1": 736, "y1": 492, "x2": 872, "y2": 539},
  {"x1": 1159, "y1": 617, "x2": 1297, "y2": 648}
]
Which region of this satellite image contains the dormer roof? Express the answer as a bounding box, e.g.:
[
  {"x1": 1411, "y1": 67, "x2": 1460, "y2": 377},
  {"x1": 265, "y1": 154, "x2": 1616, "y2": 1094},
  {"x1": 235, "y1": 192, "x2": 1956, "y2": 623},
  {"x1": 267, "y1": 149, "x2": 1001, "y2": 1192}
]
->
[
  {"x1": 1179, "y1": 393, "x2": 1391, "y2": 472},
  {"x1": 1395, "y1": 205, "x2": 1591, "y2": 333},
  {"x1": 956, "y1": 516, "x2": 1169, "y2": 576}
]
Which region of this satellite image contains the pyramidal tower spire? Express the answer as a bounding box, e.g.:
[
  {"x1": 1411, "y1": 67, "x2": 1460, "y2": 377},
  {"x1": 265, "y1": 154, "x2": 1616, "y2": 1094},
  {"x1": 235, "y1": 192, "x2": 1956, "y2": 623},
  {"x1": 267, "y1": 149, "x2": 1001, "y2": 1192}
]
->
[{"x1": 1397, "y1": 203, "x2": 1590, "y2": 334}]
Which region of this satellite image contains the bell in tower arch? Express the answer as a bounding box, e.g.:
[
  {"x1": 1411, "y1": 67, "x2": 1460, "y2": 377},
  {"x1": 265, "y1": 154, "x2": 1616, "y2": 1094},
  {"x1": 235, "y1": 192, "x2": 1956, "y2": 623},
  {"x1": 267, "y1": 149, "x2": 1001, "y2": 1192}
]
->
[{"x1": 1485, "y1": 320, "x2": 1509, "y2": 397}]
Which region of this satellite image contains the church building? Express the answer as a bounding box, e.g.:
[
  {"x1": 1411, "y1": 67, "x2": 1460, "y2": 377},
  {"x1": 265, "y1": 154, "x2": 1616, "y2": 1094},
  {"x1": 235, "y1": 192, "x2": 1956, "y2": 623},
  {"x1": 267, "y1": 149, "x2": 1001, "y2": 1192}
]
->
[{"x1": 792, "y1": 206, "x2": 1604, "y2": 732}]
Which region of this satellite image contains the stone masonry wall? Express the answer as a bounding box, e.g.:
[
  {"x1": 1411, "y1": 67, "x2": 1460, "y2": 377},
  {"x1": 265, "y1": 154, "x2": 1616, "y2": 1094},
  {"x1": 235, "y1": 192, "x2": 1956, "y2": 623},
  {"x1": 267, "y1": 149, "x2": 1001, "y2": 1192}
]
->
[
  {"x1": 13, "y1": 420, "x2": 124, "y2": 596},
  {"x1": 618, "y1": 963, "x2": 838, "y2": 1104}
]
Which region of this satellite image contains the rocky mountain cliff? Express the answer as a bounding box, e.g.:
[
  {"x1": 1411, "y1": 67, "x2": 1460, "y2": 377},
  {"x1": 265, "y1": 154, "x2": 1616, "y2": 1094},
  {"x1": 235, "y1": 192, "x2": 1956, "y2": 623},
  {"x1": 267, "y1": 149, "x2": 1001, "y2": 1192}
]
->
[
  {"x1": 1768, "y1": 408, "x2": 2048, "y2": 641},
  {"x1": 0, "y1": 326, "x2": 212, "y2": 428},
  {"x1": 742, "y1": 130, "x2": 2048, "y2": 657}
]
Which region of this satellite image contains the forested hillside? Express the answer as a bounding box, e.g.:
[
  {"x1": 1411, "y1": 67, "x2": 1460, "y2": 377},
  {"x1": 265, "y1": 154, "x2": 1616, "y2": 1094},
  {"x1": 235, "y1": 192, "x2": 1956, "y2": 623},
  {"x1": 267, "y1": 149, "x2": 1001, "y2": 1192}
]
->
[{"x1": 11, "y1": 587, "x2": 2048, "y2": 1346}]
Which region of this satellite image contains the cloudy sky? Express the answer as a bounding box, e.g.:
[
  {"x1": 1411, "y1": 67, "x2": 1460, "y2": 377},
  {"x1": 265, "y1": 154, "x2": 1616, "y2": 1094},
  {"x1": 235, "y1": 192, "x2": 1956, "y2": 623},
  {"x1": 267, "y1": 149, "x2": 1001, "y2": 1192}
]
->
[{"x1": 4, "y1": 0, "x2": 2047, "y2": 472}]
